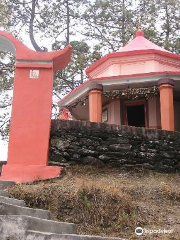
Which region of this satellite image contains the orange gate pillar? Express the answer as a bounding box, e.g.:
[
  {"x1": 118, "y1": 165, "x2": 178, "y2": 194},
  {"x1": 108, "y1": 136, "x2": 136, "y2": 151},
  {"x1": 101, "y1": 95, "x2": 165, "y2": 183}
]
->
[
  {"x1": 158, "y1": 78, "x2": 174, "y2": 131},
  {"x1": 0, "y1": 31, "x2": 71, "y2": 183},
  {"x1": 89, "y1": 84, "x2": 103, "y2": 122}
]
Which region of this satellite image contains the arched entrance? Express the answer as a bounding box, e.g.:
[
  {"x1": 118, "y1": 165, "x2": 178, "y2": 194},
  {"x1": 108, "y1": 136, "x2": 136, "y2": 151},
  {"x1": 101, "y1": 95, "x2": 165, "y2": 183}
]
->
[{"x1": 0, "y1": 31, "x2": 71, "y2": 183}]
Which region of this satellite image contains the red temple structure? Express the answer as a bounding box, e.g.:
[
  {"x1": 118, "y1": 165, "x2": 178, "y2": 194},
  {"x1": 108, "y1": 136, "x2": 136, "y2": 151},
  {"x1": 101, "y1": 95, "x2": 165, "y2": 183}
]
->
[
  {"x1": 0, "y1": 31, "x2": 71, "y2": 183},
  {"x1": 59, "y1": 29, "x2": 180, "y2": 132}
]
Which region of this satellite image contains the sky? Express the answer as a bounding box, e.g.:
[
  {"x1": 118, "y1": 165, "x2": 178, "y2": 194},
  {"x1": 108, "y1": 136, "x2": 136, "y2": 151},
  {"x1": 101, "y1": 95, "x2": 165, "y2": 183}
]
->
[
  {"x1": 0, "y1": 89, "x2": 12, "y2": 162},
  {"x1": 0, "y1": 137, "x2": 8, "y2": 161}
]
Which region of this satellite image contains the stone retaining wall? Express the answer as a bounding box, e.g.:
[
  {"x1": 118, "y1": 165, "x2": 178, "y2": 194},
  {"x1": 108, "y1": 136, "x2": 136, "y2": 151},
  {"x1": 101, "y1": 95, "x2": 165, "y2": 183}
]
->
[{"x1": 49, "y1": 120, "x2": 180, "y2": 172}]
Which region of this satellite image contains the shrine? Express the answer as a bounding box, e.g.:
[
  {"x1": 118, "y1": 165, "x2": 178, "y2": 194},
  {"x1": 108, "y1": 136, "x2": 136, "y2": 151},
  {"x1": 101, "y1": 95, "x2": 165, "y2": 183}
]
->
[
  {"x1": 59, "y1": 29, "x2": 180, "y2": 132},
  {"x1": 0, "y1": 31, "x2": 71, "y2": 183}
]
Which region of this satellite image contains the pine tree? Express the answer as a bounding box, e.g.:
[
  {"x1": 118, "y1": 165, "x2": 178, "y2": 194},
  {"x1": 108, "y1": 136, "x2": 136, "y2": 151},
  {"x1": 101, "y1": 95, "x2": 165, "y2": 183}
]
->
[
  {"x1": 155, "y1": 0, "x2": 180, "y2": 53},
  {"x1": 81, "y1": 0, "x2": 134, "y2": 52},
  {"x1": 53, "y1": 40, "x2": 102, "y2": 98}
]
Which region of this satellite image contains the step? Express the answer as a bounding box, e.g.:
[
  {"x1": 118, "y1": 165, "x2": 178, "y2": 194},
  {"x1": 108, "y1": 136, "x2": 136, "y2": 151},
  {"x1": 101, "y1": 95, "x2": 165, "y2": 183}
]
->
[
  {"x1": 0, "y1": 202, "x2": 50, "y2": 219},
  {"x1": 0, "y1": 190, "x2": 9, "y2": 197},
  {"x1": 26, "y1": 231, "x2": 128, "y2": 240},
  {"x1": 0, "y1": 195, "x2": 25, "y2": 206},
  {"x1": 0, "y1": 180, "x2": 15, "y2": 190},
  {"x1": 0, "y1": 215, "x2": 77, "y2": 237}
]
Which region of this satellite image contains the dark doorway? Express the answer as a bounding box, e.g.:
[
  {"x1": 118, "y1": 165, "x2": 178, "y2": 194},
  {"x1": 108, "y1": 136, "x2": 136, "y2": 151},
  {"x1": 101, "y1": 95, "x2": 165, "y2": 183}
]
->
[{"x1": 126, "y1": 104, "x2": 145, "y2": 127}]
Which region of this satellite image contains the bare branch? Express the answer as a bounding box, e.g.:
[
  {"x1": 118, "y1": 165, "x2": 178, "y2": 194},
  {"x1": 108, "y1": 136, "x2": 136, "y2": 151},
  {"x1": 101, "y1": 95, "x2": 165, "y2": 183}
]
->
[
  {"x1": 0, "y1": 104, "x2": 11, "y2": 108},
  {"x1": 29, "y1": 0, "x2": 43, "y2": 51}
]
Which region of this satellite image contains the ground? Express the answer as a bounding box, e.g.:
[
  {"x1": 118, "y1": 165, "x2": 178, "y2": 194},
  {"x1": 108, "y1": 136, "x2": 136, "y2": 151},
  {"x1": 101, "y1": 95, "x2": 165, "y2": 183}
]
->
[{"x1": 8, "y1": 166, "x2": 180, "y2": 240}]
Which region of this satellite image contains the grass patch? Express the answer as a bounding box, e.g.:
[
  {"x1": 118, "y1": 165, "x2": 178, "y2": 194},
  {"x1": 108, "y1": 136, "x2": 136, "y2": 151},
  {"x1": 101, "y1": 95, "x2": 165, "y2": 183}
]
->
[{"x1": 8, "y1": 165, "x2": 180, "y2": 239}]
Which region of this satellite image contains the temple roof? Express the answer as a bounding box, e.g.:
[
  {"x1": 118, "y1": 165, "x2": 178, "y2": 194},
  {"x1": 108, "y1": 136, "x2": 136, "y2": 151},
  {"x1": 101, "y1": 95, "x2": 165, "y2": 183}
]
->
[
  {"x1": 86, "y1": 29, "x2": 178, "y2": 76},
  {"x1": 118, "y1": 30, "x2": 170, "y2": 53}
]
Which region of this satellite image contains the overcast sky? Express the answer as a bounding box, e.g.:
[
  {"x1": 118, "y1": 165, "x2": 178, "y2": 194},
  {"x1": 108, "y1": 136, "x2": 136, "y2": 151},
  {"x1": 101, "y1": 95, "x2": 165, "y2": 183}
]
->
[{"x1": 0, "y1": 138, "x2": 8, "y2": 161}]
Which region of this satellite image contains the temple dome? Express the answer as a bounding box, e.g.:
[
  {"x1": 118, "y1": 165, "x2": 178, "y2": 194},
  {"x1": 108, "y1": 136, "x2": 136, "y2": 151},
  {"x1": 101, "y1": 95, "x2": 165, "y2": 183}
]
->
[
  {"x1": 118, "y1": 30, "x2": 170, "y2": 53},
  {"x1": 86, "y1": 29, "x2": 180, "y2": 79}
]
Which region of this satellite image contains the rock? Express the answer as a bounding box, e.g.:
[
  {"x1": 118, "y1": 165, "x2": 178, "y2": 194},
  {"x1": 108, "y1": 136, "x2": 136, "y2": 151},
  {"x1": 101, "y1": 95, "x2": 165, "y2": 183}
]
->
[
  {"x1": 78, "y1": 148, "x2": 98, "y2": 156},
  {"x1": 175, "y1": 162, "x2": 180, "y2": 170},
  {"x1": 147, "y1": 149, "x2": 158, "y2": 154},
  {"x1": 117, "y1": 159, "x2": 129, "y2": 164},
  {"x1": 68, "y1": 145, "x2": 79, "y2": 151},
  {"x1": 62, "y1": 152, "x2": 71, "y2": 159},
  {"x1": 141, "y1": 163, "x2": 154, "y2": 169},
  {"x1": 65, "y1": 135, "x2": 77, "y2": 141},
  {"x1": 120, "y1": 164, "x2": 135, "y2": 170},
  {"x1": 82, "y1": 156, "x2": 105, "y2": 167},
  {"x1": 146, "y1": 152, "x2": 156, "y2": 159},
  {"x1": 162, "y1": 152, "x2": 174, "y2": 159},
  {"x1": 105, "y1": 152, "x2": 127, "y2": 157},
  {"x1": 116, "y1": 137, "x2": 129, "y2": 144},
  {"x1": 137, "y1": 152, "x2": 147, "y2": 158},
  {"x1": 50, "y1": 154, "x2": 67, "y2": 163},
  {"x1": 88, "y1": 146, "x2": 95, "y2": 150},
  {"x1": 155, "y1": 162, "x2": 174, "y2": 173},
  {"x1": 99, "y1": 155, "x2": 111, "y2": 161},
  {"x1": 130, "y1": 158, "x2": 145, "y2": 164},
  {"x1": 79, "y1": 138, "x2": 94, "y2": 146},
  {"x1": 140, "y1": 146, "x2": 146, "y2": 152},
  {"x1": 51, "y1": 138, "x2": 69, "y2": 151},
  {"x1": 154, "y1": 154, "x2": 163, "y2": 161},
  {"x1": 109, "y1": 144, "x2": 132, "y2": 151},
  {"x1": 49, "y1": 161, "x2": 76, "y2": 167},
  {"x1": 96, "y1": 146, "x2": 108, "y2": 152},
  {"x1": 72, "y1": 154, "x2": 81, "y2": 160}
]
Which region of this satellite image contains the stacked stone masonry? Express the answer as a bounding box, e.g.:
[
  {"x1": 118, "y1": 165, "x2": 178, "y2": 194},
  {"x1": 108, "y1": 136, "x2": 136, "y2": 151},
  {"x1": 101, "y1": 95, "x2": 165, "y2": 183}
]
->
[{"x1": 50, "y1": 120, "x2": 180, "y2": 172}]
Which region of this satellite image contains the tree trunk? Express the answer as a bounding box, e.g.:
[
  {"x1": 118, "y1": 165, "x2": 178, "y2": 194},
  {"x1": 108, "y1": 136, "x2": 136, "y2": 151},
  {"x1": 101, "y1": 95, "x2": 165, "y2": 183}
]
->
[
  {"x1": 66, "y1": 0, "x2": 70, "y2": 45},
  {"x1": 164, "y1": 3, "x2": 170, "y2": 50},
  {"x1": 29, "y1": 0, "x2": 43, "y2": 51}
]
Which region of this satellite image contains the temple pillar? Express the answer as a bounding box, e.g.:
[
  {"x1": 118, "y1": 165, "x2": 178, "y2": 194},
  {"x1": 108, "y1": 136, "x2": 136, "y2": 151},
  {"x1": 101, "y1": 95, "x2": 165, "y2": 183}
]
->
[
  {"x1": 89, "y1": 84, "x2": 103, "y2": 122},
  {"x1": 158, "y1": 78, "x2": 174, "y2": 131},
  {"x1": 109, "y1": 98, "x2": 121, "y2": 125}
]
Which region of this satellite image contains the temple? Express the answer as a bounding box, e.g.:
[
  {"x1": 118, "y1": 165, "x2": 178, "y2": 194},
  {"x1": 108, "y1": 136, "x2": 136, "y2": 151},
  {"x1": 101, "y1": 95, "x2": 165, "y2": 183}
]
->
[
  {"x1": 59, "y1": 29, "x2": 180, "y2": 131},
  {"x1": 0, "y1": 31, "x2": 71, "y2": 183}
]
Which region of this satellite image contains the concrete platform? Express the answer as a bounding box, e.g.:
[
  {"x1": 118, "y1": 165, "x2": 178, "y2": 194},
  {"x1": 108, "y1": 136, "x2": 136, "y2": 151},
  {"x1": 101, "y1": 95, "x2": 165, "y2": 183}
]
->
[
  {"x1": 26, "y1": 231, "x2": 128, "y2": 240},
  {"x1": 0, "y1": 195, "x2": 25, "y2": 206},
  {"x1": 0, "y1": 164, "x2": 61, "y2": 183},
  {"x1": 0, "y1": 180, "x2": 15, "y2": 189},
  {"x1": 0, "y1": 215, "x2": 76, "y2": 237},
  {"x1": 0, "y1": 190, "x2": 9, "y2": 197},
  {"x1": 0, "y1": 202, "x2": 50, "y2": 219}
]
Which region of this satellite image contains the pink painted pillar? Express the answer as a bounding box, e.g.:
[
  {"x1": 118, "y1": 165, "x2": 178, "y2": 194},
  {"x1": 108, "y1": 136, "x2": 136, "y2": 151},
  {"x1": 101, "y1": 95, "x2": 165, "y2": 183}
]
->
[
  {"x1": 158, "y1": 78, "x2": 175, "y2": 131},
  {"x1": 89, "y1": 84, "x2": 103, "y2": 122},
  {"x1": 0, "y1": 31, "x2": 71, "y2": 183}
]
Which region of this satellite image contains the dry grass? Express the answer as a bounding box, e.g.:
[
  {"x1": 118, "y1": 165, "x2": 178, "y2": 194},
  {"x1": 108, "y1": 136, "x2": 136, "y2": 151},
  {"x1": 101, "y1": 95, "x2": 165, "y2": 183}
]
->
[{"x1": 8, "y1": 166, "x2": 180, "y2": 240}]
